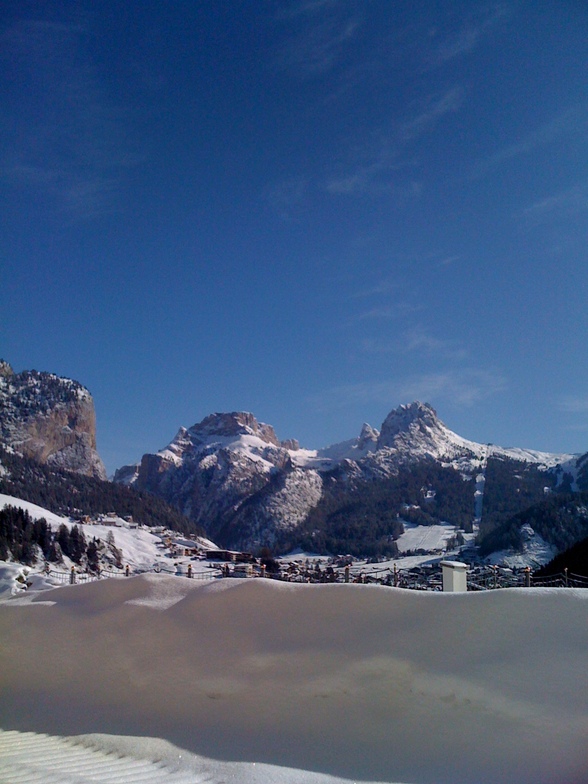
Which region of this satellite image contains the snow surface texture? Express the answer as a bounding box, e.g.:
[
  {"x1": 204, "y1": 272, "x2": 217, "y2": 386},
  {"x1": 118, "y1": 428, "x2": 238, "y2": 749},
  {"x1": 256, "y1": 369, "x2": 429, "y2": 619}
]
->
[
  {"x1": 1, "y1": 576, "x2": 587, "y2": 784},
  {"x1": 0, "y1": 729, "x2": 385, "y2": 784}
]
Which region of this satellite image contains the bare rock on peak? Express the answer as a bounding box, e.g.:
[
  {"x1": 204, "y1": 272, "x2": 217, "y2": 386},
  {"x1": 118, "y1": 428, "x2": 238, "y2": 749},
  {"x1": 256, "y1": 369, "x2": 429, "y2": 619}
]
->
[
  {"x1": 188, "y1": 411, "x2": 281, "y2": 447},
  {"x1": 0, "y1": 364, "x2": 106, "y2": 479}
]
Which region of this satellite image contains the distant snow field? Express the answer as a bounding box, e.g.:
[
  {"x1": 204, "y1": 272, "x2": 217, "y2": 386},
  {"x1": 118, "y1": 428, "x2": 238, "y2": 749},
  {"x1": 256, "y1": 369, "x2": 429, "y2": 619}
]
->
[{"x1": 395, "y1": 521, "x2": 458, "y2": 554}]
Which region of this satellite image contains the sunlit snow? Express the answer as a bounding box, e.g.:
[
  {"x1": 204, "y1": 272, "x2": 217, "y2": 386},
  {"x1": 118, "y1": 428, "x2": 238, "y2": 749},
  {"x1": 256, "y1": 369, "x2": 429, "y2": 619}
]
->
[{"x1": 1, "y1": 573, "x2": 587, "y2": 784}]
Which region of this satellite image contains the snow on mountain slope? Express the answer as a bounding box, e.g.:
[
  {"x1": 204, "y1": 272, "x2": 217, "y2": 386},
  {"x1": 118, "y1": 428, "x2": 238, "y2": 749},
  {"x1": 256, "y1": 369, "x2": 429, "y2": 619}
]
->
[
  {"x1": 112, "y1": 403, "x2": 581, "y2": 553},
  {"x1": 488, "y1": 522, "x2": 558, "y2": 569},
  {"x1": 0, "y1": 494, "x2": 217, "y2": 591},
  {"x1": 0, "y1": 493, "x2": 70, "y2": 530},
  {"x1": 291, "y1": 402, "x2": 574, "y2": 473}
]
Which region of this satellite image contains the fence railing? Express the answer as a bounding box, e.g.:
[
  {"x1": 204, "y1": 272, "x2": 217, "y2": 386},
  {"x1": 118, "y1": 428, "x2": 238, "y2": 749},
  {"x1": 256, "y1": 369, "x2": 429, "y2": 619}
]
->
[
  {"x1": 43, "y1": 564, "x2": 221, "y2": 584},
  {"x1": 40, "y1": 563, "x2": 588, "y2": 590},
  {"x1": 530, "y1": 570, "x2": 588, "y2": 589}
]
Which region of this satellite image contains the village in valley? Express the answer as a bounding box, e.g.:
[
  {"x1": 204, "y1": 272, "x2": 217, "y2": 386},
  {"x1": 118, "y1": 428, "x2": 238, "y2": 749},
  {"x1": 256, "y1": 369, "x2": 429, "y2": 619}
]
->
[{"x1": 5, "y1": 494, "x2": 582, "y2": 600}]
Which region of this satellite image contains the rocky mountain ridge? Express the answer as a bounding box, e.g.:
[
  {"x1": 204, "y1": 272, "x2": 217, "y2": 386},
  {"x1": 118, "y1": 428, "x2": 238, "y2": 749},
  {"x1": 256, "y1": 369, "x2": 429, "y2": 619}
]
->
[
  {"x1": 114, "y1": 402, "x2": 580, "y2": 552},
  {"x1": 2, "y1": 360, "x2": 586, "y2": 559},
  {"x1": 0, "y1": 361, "x2": 106, "y2": 480}
]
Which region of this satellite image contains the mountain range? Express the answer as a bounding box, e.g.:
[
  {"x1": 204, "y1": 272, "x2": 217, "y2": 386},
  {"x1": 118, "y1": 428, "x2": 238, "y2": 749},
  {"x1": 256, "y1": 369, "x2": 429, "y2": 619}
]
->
[
  {"x1": 113, "y1": 403, "x2": 586, "y2": 555},
  {"x1": 2, "y1": 360, "x2": 587, "y2": 559}
]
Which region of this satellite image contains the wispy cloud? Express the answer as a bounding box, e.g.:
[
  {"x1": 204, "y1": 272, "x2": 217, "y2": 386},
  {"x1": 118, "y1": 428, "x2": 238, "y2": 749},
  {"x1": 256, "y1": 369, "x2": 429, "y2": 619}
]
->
[
  {"x1": 437, "y1": 255, "x2": 460, "y2": 267},
  {"x1": 350, "y1": 278, "x2": 399, "y2": 299},
  {"x1": 325, "y1": 87, "x2": 462, "y2": 197},
  {"x1": 326, "y1": 168, "x2": 421, "y2": 198},
  {"x1": 310, "y1": 368, "x2": 507, "y2": 410},
  {"x1": 559, "y1": 396, "x2": 588, "y2": 415},
  {"x1": 0, "y1": 17, "x2": 137, "y2": 219},
  {"x1": 523, "y1": 184, "x2": 588, "y2": 221},
  {"x1": 360, "y1": 325, "x2": 468, "y2": 362},
  {"x1": 426, "y1": 3, "x2": 511, "y2": 68},
  {"x1": 398, "y1": 87, "x2": 464, "y2": 142},
  {"x1": 273, "y1": 2, "x2": 361, "y2": 78},
  {"x1": 277, "y1": 0, "x2": 340, "y2": 20},
  {"x1": 402, "y1": 326, "x2": 469, "y2": 360},
  {"x1": 349, "y1": 300, "x2": 422, "y2": 325},
  {"x1": 471, "y1": 104, "x2": 588, "y2": 180}
]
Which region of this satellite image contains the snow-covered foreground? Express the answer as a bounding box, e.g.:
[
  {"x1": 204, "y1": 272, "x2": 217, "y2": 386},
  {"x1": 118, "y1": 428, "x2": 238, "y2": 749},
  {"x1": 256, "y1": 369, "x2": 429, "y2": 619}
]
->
[
  {"x1": 1, "y1": 577, "x2": 587, "y2": 784},
  {"x1": 0, "y1": 728, "x2": 389, "y2": 784}
]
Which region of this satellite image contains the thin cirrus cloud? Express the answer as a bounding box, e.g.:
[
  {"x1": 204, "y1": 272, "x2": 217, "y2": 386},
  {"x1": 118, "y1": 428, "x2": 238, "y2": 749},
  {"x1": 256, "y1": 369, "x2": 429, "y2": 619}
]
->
[
  {"x1": 263, "y1": 176, "x2": 309, "y2": 220},
  {"x1": 359, "y1": 326, "x2": 468, "y2": 362},
  {"x1": 273, "y1": 3, "x2": 361, "y2": 78},
  {"x1": 523, "y1": 184, "x2": 588, "y2": 221},
  {"x1": 559, "y1": 396, "x2": 588, "y2": 415},
  {"x1": 397, "y1": 86, "x2": 464, "y2": 142},
  {"x1": 425, "y1": 3, "x2": 511, "y2": 68},
  {"x1": 349, "y1": 278, "x2": 399, "y2": 299},
  {"x1": 277, "y1": 0, "x2": 340, "y2": 21},
  {"x1": 325, "y1": 87, "x2": 463, "y2": 197},
  {"x1": 402, "y1": 326, "x2": 468, "y2": 360},
  {"x1": 349, "y1": 302, "x2": 422, "y2": 324},
  {"x1": 470, "y1": 104, "x2": 588, "y2": 180},
  {"x1": 311, "y1": 368, "x2": 507, "y2": 411}
]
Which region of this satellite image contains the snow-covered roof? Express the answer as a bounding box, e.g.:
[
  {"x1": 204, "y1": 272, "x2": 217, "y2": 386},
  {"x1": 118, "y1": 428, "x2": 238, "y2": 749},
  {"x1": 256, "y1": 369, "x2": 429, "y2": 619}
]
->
[{"x1": 1, "y1": 577, "x2": 587, "y2": 784}]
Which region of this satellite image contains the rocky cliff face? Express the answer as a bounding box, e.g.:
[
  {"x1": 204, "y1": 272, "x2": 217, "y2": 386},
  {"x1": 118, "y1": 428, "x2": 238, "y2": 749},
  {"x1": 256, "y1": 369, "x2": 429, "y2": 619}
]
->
[
  {"x1": 114, "y1": 411, "x2": 315, "y2": 548},
  {"x1": 115, "y1": 402, "x2": 579, "y2": 552},
  {"x1": 0, "y1": 361, "x2": 106, "y2": 479}
]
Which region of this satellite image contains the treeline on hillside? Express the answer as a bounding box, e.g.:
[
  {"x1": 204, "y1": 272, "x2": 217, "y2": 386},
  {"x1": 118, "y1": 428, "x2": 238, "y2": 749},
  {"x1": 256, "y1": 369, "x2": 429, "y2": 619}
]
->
[
  {"x1": 2, "y1": 369, "x2": 82, "y2": 415},
  {"x1": 276, "y1": 462, "x2": 474, "y2": 558},
  {"x1": 479, "y1": 456, "x2": 560, "y2": 541},
  {"x1": 577, "y1": 452, "x2": 588, "y2": 491},
  {"x1": 477, "y1": 492, "x2": 588, "y2": 557},
  {"x1": 0, "y1": 505, "x2": 121, "y2": 570},
  {"x1": 0, "y1": 447, "x2": 202, "y2": 536},
  {"x1": 535, "y1": 534, "x2": 588, "y2": 578}
]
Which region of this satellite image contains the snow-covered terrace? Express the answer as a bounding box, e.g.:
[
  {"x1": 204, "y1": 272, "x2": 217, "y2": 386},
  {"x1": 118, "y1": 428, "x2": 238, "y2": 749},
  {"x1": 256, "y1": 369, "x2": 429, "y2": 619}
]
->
[{"x1": 1, "y1": 574, "x2": 587, "y2": 784}]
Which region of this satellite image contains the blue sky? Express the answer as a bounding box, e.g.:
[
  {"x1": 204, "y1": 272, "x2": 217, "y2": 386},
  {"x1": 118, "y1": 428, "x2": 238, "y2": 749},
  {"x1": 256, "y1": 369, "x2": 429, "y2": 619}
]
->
[{"x1": 2, "y1": 0, "x2": 588, "y2": 474}]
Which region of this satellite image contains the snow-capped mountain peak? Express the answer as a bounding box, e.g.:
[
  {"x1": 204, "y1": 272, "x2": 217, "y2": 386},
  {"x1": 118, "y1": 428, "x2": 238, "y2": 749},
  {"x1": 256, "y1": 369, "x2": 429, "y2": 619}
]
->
[
  {"x1": 113, "y1": 401, "x2": 582, "y2": 552},
  {"x1": 187, "y1": 412, "x2": 281, "y2": 447}
]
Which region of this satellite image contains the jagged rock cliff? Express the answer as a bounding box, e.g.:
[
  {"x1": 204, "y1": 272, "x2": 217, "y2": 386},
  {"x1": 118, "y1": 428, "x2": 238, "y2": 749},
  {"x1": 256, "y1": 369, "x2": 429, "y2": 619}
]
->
[
  {"x1": 0, "y1": 361, "x2": 106, "y2": 479},
  {"x1": 114, "y1": 411, "x2": 320, "y2": 548},
  {"x1": 115, "y1": 402, "x2": 578, "y2": 552}
]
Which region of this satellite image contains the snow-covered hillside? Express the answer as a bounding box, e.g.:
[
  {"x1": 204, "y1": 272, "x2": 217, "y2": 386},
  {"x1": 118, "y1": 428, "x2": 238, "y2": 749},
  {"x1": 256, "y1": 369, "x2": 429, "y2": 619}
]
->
[
  {"x1": 0, "y1": 494, "x2": 217, "y2": 597},
  {"x1": 1, "y1": 576, "x2": 587, "y2": 784}
]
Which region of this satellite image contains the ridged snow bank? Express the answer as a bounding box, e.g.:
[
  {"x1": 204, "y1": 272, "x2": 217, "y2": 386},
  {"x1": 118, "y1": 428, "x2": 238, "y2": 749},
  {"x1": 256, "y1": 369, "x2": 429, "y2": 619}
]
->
[{"x1": 1, "y1": 576, "x2": 587, "y2": 784}]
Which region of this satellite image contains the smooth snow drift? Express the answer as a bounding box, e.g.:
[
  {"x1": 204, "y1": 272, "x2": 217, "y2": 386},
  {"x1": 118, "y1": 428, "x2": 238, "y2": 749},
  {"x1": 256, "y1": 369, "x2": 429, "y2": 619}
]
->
[{"x1": 1, "y1": 576, "x2": 587, "y2": 784}]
